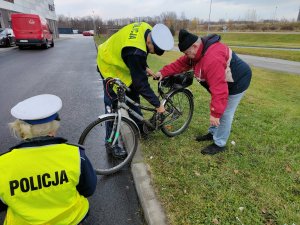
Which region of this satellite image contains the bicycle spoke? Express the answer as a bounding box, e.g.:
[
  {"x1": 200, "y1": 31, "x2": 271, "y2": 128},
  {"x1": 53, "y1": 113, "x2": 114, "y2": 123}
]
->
[
  {"x1": 79, "y1": 116, "x2": 139, "y2": 175},
  {"x1": 161, "y1": 89, "x2": 194, "y2": 137}
]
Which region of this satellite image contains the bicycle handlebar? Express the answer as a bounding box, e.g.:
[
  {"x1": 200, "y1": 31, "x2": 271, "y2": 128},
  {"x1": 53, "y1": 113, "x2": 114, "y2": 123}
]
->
[
  {"x1": 107, "y1": 73, "x2": 192, "y2": 99},
  {"x1": 107, "y1": 78, "x2": 131, "y2": 92}
]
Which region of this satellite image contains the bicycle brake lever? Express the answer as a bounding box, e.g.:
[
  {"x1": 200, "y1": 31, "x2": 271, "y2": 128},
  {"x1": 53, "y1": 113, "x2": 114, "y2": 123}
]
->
[
  {"x1": 115, "y1": 79, "x2": 131, "y2": 92},
  {"x1": 124, "y1": 86, "x2": 131, "y2": 92}
]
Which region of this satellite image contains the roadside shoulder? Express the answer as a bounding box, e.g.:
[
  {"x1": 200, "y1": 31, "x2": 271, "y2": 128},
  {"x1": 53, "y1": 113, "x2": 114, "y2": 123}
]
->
[{"x1": 131, "y1": 144, "x2": 168, "y2": 225}]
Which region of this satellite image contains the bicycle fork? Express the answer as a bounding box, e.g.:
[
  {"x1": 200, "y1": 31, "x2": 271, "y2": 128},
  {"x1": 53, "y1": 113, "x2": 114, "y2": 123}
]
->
[{"x1": 107, "y1": 110, "x2": 122, "y2": 146}]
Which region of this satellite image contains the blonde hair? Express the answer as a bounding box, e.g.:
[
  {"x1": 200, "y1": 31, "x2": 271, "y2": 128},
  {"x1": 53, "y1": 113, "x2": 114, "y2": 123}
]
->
[{"x1": 9, "y1": 119, "x2": 60, "y2": 140}]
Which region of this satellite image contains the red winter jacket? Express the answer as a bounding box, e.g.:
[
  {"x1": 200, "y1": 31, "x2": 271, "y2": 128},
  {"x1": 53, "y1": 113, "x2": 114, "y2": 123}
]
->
[{"x1": 160, "y1": 41, "x2": 233, "y2": 118}]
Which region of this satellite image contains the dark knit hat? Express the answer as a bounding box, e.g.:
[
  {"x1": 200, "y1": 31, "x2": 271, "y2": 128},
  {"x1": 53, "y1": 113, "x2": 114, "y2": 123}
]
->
[{"x1": 178, "y1": 29, "x2": 198, "y2": 52}]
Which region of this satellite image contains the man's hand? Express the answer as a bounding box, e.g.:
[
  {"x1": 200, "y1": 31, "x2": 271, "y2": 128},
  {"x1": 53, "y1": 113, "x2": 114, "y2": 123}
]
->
[
  {"x1": 156, "y1": 104, "x2": 165, "y2": 113},
  {"x1": 210, "y1": 115, "x2": 220, "y2": 127},
  {"x1": 155, "y1": 72, "x2": 163, "y2": 81},
  {"x1": 146, "y1": 67, "x2": 156, "y2": 78}
]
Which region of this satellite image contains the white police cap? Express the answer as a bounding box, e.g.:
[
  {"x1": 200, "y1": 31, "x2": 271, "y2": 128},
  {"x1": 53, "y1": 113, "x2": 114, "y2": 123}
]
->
[
  {"x1": 11, "y1": 94, "x2": 62, "y2": 125},
  {"x1": 151, "y1": 23, "x2": 174, "y2": 51}
]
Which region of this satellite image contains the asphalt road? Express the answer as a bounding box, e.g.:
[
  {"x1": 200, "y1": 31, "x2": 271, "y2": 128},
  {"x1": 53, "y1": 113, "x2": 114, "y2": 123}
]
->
[
  {"x1": 238, "y1": 54, "x2": 300, "y2": 75},
  {"x1": 0, "y1": 36, "x2": 145, "y2": 224}
]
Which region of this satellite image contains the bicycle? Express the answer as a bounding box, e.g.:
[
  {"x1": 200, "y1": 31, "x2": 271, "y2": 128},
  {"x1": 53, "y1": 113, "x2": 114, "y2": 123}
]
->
[{"x1": 79, "y1": 71, "x2": 194, "y2": 175}]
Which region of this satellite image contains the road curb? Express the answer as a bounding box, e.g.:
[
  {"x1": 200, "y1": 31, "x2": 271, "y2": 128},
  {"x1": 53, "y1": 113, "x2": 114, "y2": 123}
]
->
[{"x1": 131, "y1": 144, "x2": 168, "y2": 225}]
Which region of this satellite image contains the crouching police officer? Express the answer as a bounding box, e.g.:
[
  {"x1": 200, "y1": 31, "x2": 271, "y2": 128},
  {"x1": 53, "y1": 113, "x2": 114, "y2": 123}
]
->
[{"x1": 0, "y1": 94, "x2": 97, "y2": 225}]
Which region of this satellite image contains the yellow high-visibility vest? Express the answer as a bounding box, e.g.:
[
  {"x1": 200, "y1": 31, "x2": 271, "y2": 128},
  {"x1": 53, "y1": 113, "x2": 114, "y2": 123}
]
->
[
  {"x1": 97, "y1": 22, "x2": 152, "y2": 87},
  {"x1": 0, "y1": 143, "x2": 89, "y2": 225}
]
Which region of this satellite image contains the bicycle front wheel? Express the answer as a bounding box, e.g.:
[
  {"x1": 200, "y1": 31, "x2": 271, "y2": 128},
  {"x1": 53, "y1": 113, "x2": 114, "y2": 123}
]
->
[
  {"x1": 161, "y1": 89, "x2": 194, "y2": 137},
  {"x1": 79, "y1": 115, "x2": 139, "y2": 175}
]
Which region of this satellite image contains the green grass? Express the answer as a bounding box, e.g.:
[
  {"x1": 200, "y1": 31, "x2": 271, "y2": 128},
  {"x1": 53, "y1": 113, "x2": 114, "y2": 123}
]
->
[
  {"x1": 231, "y1": 47, "x2": 300, "y2": 62},
  {"x1": 222, "y1": 32, "x2": 300, "y2": 62},
  {"x1": 209, "y1": 32, "x2": 300, "y2": 49},
  {"x1": 209, "y1": 32, "x2": 300, "y2": 62},
  {"x1": 94, "y1": 35, "x2": 107, "y2": 46},
  {"x1": 141, "y1": 52, "x2": 300, "y2": 225}
]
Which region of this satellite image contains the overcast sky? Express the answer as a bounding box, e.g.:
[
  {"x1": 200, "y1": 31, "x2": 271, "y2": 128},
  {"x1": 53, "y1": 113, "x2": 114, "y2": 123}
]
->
[{"x1": 55, "y1": 0, "x2": 300, "y2": 21}]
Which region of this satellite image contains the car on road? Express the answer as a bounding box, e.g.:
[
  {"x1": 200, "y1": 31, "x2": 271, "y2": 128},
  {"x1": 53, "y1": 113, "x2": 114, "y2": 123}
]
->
[
  {"x1": 82, "y1": 30, "x2": 94, "y2": 36},
  {"x1": 0, "y1": 28, "x2": 16, "y2": 47}
]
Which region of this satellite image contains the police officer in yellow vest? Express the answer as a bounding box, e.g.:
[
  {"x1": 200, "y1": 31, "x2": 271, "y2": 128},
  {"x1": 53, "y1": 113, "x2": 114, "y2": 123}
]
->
[
  {"x1": 96, "y1": 22, "x2": 174, "y2": 158},
  {"x1": 0, "y1": 94, "x2": 97, "y2": 225}
]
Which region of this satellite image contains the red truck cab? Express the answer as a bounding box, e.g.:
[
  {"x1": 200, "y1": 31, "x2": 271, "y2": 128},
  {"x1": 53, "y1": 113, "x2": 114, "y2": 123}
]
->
[{"x1": 11, "y1": 13, "x2": 54, "y2": 49}]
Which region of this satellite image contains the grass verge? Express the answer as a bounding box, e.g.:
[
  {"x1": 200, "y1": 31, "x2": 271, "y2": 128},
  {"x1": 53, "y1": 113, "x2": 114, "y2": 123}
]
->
[
  {"x1": 142, "y1": 52, "x2": 300, "y2": 225},
  {"x1": 231, "y1": 47, "x2": 300, "y2": 62},
  {"x1": 210, "y1": 32, "x2": 300, "y2": 49}
]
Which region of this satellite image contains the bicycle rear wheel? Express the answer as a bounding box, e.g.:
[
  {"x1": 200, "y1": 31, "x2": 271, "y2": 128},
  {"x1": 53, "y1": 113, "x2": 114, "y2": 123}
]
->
[
  {"x1": 79, "y1": 115, "x2": 139, "y2": 175},
  {"x1": 161, "y1": 89, "x2": 194, "y2": 137}
]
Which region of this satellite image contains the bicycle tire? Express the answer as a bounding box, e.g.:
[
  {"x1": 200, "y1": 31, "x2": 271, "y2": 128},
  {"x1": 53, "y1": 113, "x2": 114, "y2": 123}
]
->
[
  {"x1": 161, "y1": 89, "x2": 194, "y2": 137},
  {"x1": 79, "y1": 115, "x2": 139, "y2": 175}
]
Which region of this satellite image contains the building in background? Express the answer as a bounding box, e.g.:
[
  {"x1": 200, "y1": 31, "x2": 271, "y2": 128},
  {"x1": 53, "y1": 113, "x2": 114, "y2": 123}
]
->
[
  {"x1": 0, "y1": 0, "x2": 58, "y2": 38},
  {"x1": 297, "y1": 8, "x2": 300, "y2": 22}
]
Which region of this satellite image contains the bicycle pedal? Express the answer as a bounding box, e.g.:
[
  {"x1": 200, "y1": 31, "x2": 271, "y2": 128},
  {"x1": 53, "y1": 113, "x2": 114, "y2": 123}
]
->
[
  {"x1": 157, "y1": 113, "x2": 166, "y2": 125},
  {"x1": 143, "y1": 123, "x2": 153, "y2": 134},
  {"x1": 164, "y1": 125, "x2": 173, "y2": 130}
]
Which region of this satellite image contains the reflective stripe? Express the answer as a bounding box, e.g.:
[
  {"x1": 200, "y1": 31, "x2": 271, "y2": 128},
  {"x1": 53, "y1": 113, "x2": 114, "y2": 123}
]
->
[{"x1": 225, "y1": 48, "x2": 234, "y2": 82}]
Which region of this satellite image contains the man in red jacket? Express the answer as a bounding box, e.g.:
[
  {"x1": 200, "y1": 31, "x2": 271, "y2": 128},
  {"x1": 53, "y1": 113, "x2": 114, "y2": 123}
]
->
[{"x1": 156, "y1": 29, "x2": 252, "y2": 155}]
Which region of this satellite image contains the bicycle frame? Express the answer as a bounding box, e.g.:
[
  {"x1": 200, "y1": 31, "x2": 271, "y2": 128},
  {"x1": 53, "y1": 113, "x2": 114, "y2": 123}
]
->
[
  {"x1": 108, "y1": 96, "x2": 155, "y2": 146},
  {"x1": 121, "y1": 88, "x2": 187, "y2": 129},
  {"x1": 106, "y1": 77, "x2": 193, "y2": 145},
  {"x1": 103, "y1": 110, "x2": 140, "y2": 147},
  {"x1": 111, "y1": 93, "x2": 185, "y2": 145}
]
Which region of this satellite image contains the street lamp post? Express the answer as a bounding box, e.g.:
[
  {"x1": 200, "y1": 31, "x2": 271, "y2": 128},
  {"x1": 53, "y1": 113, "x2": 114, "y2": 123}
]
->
[
  {"x1": 92, "y1": 10, "x2": 96, "y2": 35},
  {"x1": 274, "y1": 6, "x2": 278, "y2": 21},
  {"x1": 207, "y1": 0, "x2": 213, "y2": 34}
]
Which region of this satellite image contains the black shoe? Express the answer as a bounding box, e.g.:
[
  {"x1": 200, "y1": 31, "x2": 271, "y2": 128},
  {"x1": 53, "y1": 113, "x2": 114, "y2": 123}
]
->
[
  {"x1": 201, "y1": 143, "x2": 225, "y2": 155},
  {"x1": 195, "y1": 133, "x2": 213, "y2": 142},
  {"x1": 112, "y1": 146, "x2": 127, "y2": 159},
  {"x1": 105, "y1": 144, "x2": 127, "y2": 159},
  {"x1": 105, "y1": 143, "x2": 112, "y2": 154},
  {"x1": 140, "y1": 131, "x2": 149, "y2": 140}
]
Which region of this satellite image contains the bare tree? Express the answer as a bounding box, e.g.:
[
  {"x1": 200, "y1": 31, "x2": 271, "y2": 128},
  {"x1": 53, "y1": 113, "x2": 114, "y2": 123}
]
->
[
  {"x1": 178, "y1": 11, "x2": 189, "y2": 29},
  {"x1": 57, "y1": 10, "x2": 298, "y2": 35},
  {"x1": 160, "y1": 11, "x2": 178, "y2": 35},
  {"x1": 189, "y1": 17, "x2": 199, "y2": 31},
  {"x1": 245, "y1": 9, "x2": 258, "y2": 22}
]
